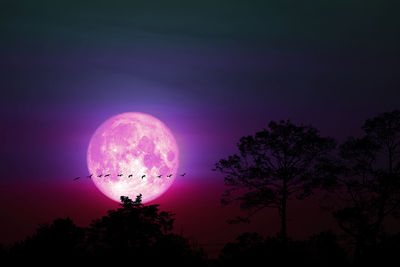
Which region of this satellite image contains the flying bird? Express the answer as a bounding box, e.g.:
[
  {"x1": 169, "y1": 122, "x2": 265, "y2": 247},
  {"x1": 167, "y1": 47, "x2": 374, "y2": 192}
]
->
[
  {"x1": 141, "y1": 175, "x2": 146, "y2": 179},
  {"x1": 105, "y1": 174, "x2": 110, "y2": 177},
  {"x1": 128, "y1": 174, "x2": 133, "y2": 178},
  {"x1": 157, "y1": 175, "x2": 162, "y2": 178},
  {"x1": 117, "y1": 174, "x2": 123, "y2": 177},
  {"x1": 167, "y1": 174, "x2": 173, "y2": 178},
  {"x1": 87, "y1": 174, "x2": 93, "y2": 178},
  {"x1": 180, "y1": 173, "x2": 186, "y2": 176},
  {"x1": 73, "y1": 177, "x2": 80, "y2": 181},
  {"x1": 97, "y1": 174, "x2": 103, "y2": 178}
]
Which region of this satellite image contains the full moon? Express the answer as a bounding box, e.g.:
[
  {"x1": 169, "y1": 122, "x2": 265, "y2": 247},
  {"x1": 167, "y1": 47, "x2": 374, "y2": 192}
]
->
[{"x1": 87, "y1": 112, "x2": 179, "y2": 203}]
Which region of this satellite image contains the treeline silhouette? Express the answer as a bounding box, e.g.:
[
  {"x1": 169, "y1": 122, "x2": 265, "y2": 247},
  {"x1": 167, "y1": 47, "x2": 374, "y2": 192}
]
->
[
  {"x1": 2, "y1": 110, "x2": 400, "y2": 266},
  {"x1": 214, "y1": 109, "x2": 400, "y2": 266},
  {"x1": 2, "y1": 195, "x2": 206, "y2": 265}
]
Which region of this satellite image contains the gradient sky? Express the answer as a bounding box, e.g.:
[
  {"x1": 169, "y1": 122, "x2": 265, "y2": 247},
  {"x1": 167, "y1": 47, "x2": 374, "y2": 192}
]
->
[{"x1": 1, "y1": 0, "x2": 400, "y2": 256}]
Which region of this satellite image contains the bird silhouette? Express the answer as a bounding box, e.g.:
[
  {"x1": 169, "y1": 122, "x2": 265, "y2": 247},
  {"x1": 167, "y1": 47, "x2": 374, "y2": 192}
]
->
[
  {"x1": 167, "y1": 174, "x2": 173, "y2": 178},
  {"x1": 157, "y1": 175, "x2": 162, "y2": 178},
  {"x1": 117, "y1": 174, "x2": 123, "y2": 177},
  {"x1": 87, "y1": 174, "x2": 93, "y2": 178},
  {"x1": 180, "y1": 173, "x2": 186, "y2": 176},
  {"x1": 141, "y1": 175, "x2": 146, "y2": 179},
  {"x1": 73, "y1": 177, "x2": 80, "y2": 181},
  {"x1": 128, "y1": 174, "x2": 133, "y2": 178},
  {"x1": 97, "y1": 174, "x2": 103, "y2": 178},
  {"x1": 105, "y1": 174, "x2": 110, "y2": 177}
]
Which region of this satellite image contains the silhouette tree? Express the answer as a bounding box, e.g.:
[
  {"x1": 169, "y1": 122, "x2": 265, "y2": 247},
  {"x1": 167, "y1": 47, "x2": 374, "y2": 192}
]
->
[
  {"x1": 9, "y1": 217, "x2": 85, "y2": 260},
  {"x1": 213, "y1": 120, "x2": 335, "y2": 242},
  {"x1": 85, "y1": 195, "x2": 205, "y2": 265},
  {"x1": 322, "y1": 110, "x2": 400, "y2": 260},
  {"x1": 6, "y1": 195, "x2": 205, "y2": 265},
  {"x1": 86, "y1": 194, "x2": 174, "y2": 253}
]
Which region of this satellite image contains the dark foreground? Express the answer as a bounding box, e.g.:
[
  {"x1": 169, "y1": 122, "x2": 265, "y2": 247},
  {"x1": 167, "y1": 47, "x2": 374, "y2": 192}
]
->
[{"x1": 1, "y1": 195, "x2": 400, "y2": 266}]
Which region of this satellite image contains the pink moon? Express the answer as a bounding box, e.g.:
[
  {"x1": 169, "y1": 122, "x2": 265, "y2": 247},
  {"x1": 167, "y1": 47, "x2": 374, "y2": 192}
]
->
[{"x1": 87, "y1": 112, "x2": 179, "y2": 203}]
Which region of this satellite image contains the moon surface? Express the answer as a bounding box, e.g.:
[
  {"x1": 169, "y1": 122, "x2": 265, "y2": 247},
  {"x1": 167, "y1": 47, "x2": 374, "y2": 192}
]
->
[{"x1": 87, "y1": 112, "x2": 179, "y2": 203}]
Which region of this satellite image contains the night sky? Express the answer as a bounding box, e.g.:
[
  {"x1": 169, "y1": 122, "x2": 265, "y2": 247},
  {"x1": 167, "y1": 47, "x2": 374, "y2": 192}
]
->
[{"x1": 1, "y1": 0, "x2": 400, "y2": 256}]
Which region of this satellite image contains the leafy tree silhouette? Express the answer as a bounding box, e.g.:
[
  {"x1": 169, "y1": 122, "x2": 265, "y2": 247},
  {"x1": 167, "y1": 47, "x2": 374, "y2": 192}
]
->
[
  {"x1": 85, "y1": 194, "x2": 205, "y2": 265},
  {"x1": 321, "y1": 110, "x2": 400, "y2": 261},
  {"x1": 9, "y1": 217, "x2": 85, "y2": 260},
  {"x1": 6, "y1": 195, "x2": 205, "y2": 265},
  {"x1": 213, "y1": 120, "x2": 335, "y2": 243},
  {"x1": 86, "y1": 194, "x2": 174, "y2": 253}
]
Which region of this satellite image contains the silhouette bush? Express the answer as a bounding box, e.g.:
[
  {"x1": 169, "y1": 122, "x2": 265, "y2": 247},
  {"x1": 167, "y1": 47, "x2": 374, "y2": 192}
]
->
[
  {"x1": 217, "y1": 231, "x2": 350, "y2": 267},
  {"x1": 219, "y1": 232, "x2": 314, "y2": 266},
  {"x1": 9, "y1": 217, "x2": 85, "y2": 260},
  {"x1": 307, "y1": 231, "x2": 348, "y2": 267},
  {"x1": 352, "y1": 232, "x2": 400, "y2": 266}
]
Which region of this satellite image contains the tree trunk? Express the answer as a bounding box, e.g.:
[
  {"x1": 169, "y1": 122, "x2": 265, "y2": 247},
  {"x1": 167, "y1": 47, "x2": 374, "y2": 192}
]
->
[{"x1": 281, "y1": 178, "x2": 288, "y2": 244}]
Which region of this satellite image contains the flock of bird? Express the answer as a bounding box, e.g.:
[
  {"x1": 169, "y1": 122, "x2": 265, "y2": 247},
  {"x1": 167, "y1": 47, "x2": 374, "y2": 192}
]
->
[{"x1": 73, "y1": 172, "x2": 186, "y2": 181}]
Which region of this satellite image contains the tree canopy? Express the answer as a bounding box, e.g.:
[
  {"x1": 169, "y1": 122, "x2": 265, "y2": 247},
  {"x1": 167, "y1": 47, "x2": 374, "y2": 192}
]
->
[
  {"x1": 322, "y1": 110, "x2": 400, "y2": 259},
  {"x1": 214, "y1": 120, "x2": 336, "y2": 241}
]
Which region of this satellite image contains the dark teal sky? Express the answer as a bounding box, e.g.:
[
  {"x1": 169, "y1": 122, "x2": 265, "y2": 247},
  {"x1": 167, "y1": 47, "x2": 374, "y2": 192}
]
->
[
  {"x1": 2, "y1": 0, "x2": 399, "y2": 47},
  {"x1": 1, "y1": 0, "x2": 400, "y2": 110}
]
